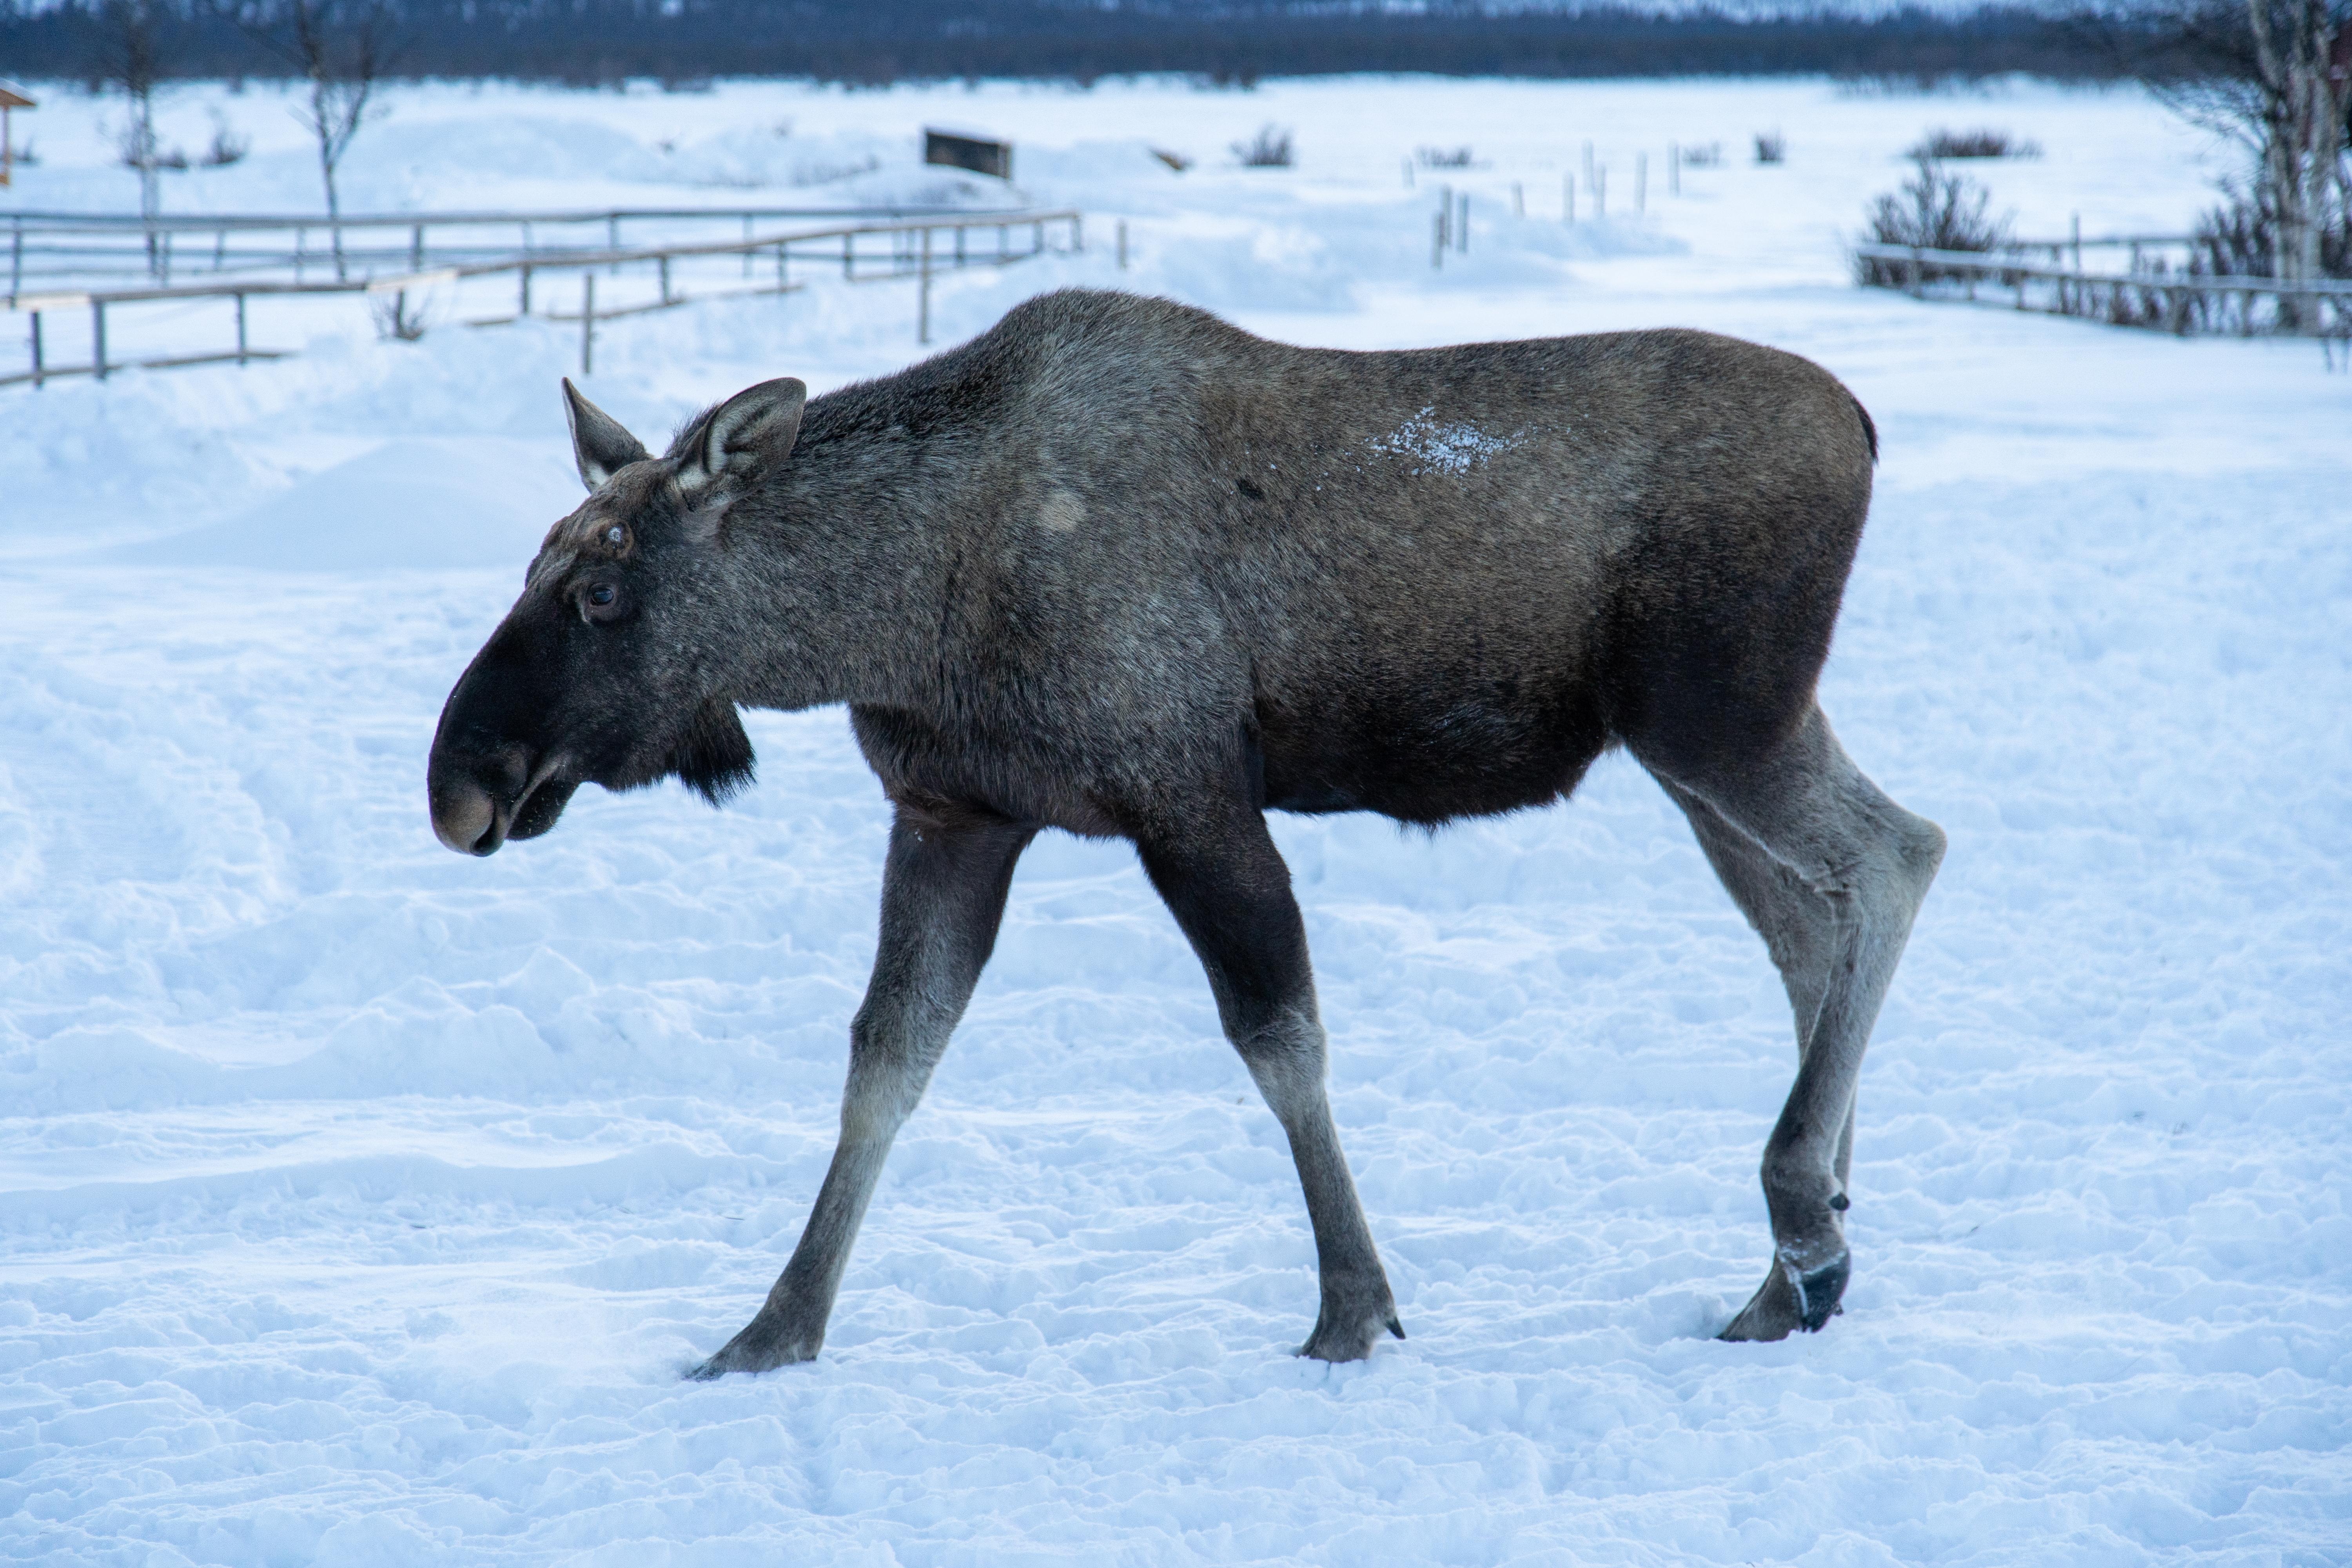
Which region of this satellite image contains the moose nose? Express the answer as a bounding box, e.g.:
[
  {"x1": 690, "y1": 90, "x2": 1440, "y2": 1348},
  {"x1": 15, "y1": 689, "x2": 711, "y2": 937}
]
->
[{"x1": 430, "y1": 778, "x2": 501, "y2": 856}]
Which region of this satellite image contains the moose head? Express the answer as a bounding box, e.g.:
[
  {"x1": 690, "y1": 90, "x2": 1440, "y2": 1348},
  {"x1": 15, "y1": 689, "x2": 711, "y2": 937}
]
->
[{"x1": 425, "y1": 377, "x2": 806, "y2": 857}]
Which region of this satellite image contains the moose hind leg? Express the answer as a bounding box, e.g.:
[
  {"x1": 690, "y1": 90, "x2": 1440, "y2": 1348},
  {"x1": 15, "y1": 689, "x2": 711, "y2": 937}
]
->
[
  {"x1": 1655, "y1": 773, "x2": 1862, "y2": 1192},
  {"x1": 1651, "y1": 706, "x2": 1944, "y2": 1343},
  {"x1": 1138, "y1": 811, "x2": 1403, "y2": 1363}
]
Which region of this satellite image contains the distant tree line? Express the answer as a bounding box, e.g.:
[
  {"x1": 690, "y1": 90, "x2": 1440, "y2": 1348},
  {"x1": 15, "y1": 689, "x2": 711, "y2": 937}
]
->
[{"x1": 0, "y1": 1, "x2": 2158, "y2": 87}]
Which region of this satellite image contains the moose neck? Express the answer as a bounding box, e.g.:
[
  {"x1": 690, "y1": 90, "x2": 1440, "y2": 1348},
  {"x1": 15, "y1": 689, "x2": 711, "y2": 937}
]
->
[{"x1": 718, "y1": 412, "x2": 967, "y2": 719}]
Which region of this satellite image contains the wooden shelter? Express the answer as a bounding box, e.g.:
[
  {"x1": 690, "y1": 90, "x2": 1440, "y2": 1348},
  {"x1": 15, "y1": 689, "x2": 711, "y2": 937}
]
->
[
  {"x1": 0, "y1": 82, "x2": 32, "y2": 189},
  {"x1": 924, "y1": 129, "x2": 1011, "y2": 182}
]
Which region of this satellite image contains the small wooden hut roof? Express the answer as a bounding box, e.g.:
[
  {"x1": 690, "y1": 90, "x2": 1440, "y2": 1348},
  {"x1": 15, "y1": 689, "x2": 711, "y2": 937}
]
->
[{"x1": 0, "y1": 82, "x2": 36, "y2": 111}]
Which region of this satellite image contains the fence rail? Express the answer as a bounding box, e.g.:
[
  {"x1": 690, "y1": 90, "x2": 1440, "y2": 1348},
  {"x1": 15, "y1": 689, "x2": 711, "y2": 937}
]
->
[
  {"x1": 4, "y1": 201, "x2": 1032, "y2": 292},
  {"x1": 3, "y1": 209, "x2": 1083, "y2": 389},
  {"x1": 1854, "y1": 242, "x2": 2352, "y2": 338}
]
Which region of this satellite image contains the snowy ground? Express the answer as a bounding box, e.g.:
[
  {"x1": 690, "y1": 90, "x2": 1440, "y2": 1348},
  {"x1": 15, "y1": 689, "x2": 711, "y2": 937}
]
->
[{"x1": 4, "y1": 76, "x2": 2348, "y2": 1566}]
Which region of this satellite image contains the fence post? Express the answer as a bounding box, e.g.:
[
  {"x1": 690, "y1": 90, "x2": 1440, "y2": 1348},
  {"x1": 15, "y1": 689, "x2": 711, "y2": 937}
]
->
[
  {"x1": 27, "y1": 310, "x2": 40, "y2": 389},
  {"x1": 1596, "y1": 167, "x2": 1606, "y2": 220},
  {"x1": 520, "y1": 264, "x2": 532, "y2": 319},
  {"x1": 1457, "y1": 193, "x2": 1469, "y2": 253},
  {"x1": 777, "y1": 240, "x2": 788, "y2": 294},
  {"x1": 581, "y1": 274, "x2": 594, "y2": 376},
  {"x1": 1116, "y1": 220, "x2": 1128, "y2": 271},
  {"x1": 1512, "y1": 181, "x2": 1523, "y2": 217},
  {"x1": 1072, "y1": 214, "x2": 1083, "y2": 253},
  {"x1": 91, "y1": 299, "x2": 106, "y2": 383},
  {"x1": 918, "y1": 225, "x2": 932, "y2": 346},
  {"x1": 659, "y1": 254, "x2": 671, "y2": 306},
  {"x1": 10, "y1": 225, "x2": 20, "y2": 295},
  {"x1": 235, "y1": 293, "x2": 247, "y2": 365},
  {"x1": 844, "y1": 232, "x2": 853, "y2": 279},
  {"x1": 1564, "y1": 173, "x2": 1575, "y2": 225},
  {"x1": 1908, "y1": 248, "x2": 1923, "y2": 298},
  {"x1": 410, "y1": 223, "x2": 423, "y2": 270},
  {"x1": 1432, "y1": 210, "x2": 1445, "y2": 270}
]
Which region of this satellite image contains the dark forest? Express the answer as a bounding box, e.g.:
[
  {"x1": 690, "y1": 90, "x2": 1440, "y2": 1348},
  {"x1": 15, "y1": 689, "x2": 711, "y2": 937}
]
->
[{"x1": 0, "y1": 3, "x2": 2140, "y2": 88}]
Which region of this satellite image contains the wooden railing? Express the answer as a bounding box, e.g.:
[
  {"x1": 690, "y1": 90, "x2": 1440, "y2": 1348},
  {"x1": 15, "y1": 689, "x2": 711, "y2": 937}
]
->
[
  {"x1": 2, "y1": 210, "x2": 1083, "y2": 389},
  {"x1": 1853, "y1": 242, "x2": 2352, "y2": 338},
  {"x1": 2, "y1": 201, "x2": 1027, "y2": 292}
]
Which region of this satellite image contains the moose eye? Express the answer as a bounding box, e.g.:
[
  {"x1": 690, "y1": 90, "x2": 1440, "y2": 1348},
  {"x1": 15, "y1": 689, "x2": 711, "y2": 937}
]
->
[
  {"x1": 581, "y1": 580, "x2": 627, "y2": 623},
  {"x1": 605, "y1": 525, "x2": 625, "y2": 547}
]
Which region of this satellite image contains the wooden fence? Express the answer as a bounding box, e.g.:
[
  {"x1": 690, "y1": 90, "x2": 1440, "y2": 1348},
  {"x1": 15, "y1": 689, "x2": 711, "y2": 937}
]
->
[
  {"x1": 1853, "y1": 241, "x2": 2352, "y2": 339},
  {"x1": 2, "y1": 210, "x2": 1082, "y2": 389},
  {"x1": 2, "y1": 201, "x2": 1016, "y2": 292}
]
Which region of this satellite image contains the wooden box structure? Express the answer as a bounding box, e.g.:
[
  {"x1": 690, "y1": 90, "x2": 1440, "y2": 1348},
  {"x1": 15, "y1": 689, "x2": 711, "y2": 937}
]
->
[
  {"x1": 924, "y1": 129, "x2": 1011, "y2": 182},
  {"x1": 0, "y1": 82, "x2": 32, "y2": 189}
]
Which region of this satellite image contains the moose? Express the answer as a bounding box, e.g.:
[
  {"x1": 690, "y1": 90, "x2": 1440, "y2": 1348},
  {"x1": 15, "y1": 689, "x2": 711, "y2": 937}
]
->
[{"x1": 427, "y1": 289, "x2": 1944, "y2": 1376}]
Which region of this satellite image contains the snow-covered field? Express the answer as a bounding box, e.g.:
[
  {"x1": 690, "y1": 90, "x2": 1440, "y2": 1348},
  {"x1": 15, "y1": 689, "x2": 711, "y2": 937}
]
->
[{"x1": 3, "y1": 75, "x2": 2348, "y2": 1566}]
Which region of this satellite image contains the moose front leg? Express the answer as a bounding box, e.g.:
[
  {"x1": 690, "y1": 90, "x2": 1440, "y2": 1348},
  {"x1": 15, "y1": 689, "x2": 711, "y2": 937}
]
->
[
  {"x1": 1140, "y1": 810, "x2": 1403, "y2": 1363},
  {"x1": 689, "y1": 806, "x2": 1033, "y2": 1379}
]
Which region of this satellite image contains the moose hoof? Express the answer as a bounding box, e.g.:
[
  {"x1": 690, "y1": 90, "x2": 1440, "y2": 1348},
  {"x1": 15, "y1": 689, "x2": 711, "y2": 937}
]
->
[
  {"x1": 685, "y1": 1314, "x2": 822, "y2": 1380},
  {"x1": 1296, "y1": 1299, "x2": 1407, "y2": 1363},
  {"x1": 1719, "y1": 1250, "x2": 1851, "y2": 1343}
]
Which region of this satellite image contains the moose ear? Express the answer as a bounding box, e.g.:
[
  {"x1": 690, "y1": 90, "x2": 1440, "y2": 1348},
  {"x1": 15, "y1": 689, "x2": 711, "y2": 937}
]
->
[
  {"x1": 675, "y1": 377, "x2": 807, "y2": 497},
  {"x1": 562, "y1": 378, "x2": 651, "y2": 491}
]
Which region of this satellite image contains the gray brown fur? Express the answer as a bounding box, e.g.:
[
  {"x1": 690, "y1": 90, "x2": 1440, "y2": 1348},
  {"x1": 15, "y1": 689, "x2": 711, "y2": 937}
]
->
[{"x1": 426, "y1": 288, "x2": 1945, "y2": 1375}]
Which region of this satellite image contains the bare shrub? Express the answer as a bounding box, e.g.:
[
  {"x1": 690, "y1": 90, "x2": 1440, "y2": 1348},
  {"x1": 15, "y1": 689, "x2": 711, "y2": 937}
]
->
[
  {"x1": 1232, "y1": 123, "x2": 1293, "y2": 168},
  {"x1": 1753, "y1": 130, "x2": 1786, "y2": 164},
  {"x1": 2190, "y1": 178, "x2": 2352, "y2": 279},
  {"x1": 369, "y1": 289, "x2": 427, "y2": 341},
  {"x1": 1678, "y1": 141, "x2": 1723, "y2": 167},
  {"x1": 1150, "y1": 147, "x2": 1191, "y2": 172},
  {"x1": 117, "y1": 121, "x2": 186, "y2": 170},
  {"x1": 1909, "y1": 127, "x2": 2042, "y2": 159},
  {"x1": 202, "y1": 111, "x2": 250, "y2": 167},
  {"x1": 1857, "y1": 155, "x2": 2013, "y2": 283},
  {"x1": 1416, "y1": 145, "x2": 1474, "y2": 168}
]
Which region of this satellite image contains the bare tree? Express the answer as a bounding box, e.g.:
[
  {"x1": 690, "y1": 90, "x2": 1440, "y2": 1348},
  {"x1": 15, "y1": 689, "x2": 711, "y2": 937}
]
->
[
  {"x1": 238, "y1": 0, "x2": 395, "y2": 279},
  {"x1": 96, "y1": 0, "x2": 169, "y2": 277},
  {"x1": 2112, "y1": 0, "x2": 2352, "y2": 315}
]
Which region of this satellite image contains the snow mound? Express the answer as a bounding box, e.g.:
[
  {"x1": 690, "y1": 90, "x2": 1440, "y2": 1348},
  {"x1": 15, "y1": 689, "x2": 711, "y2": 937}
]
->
[{"x1": 119, "y1": 439, "x2": 581, "y2": 572}]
